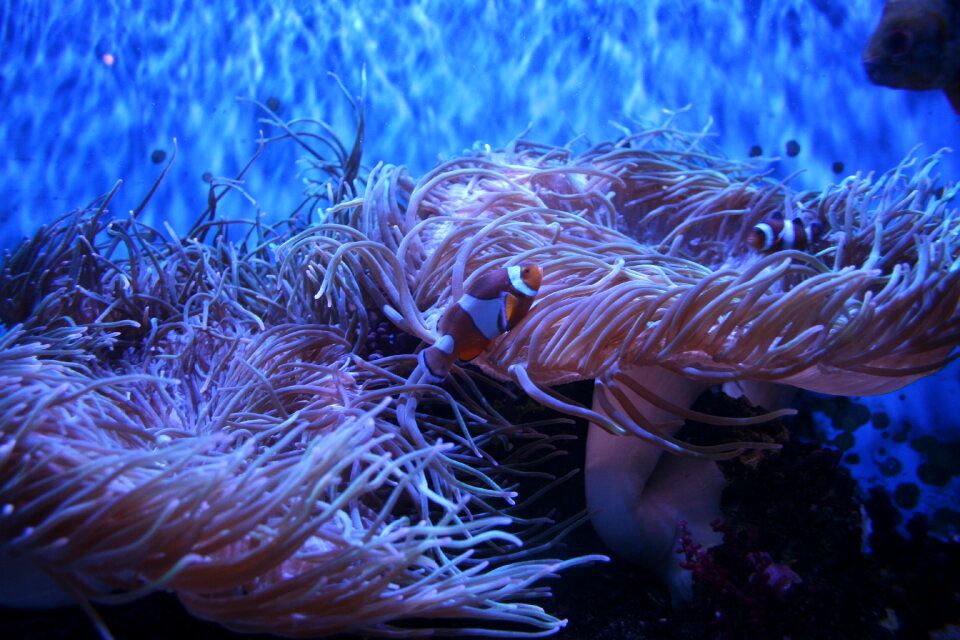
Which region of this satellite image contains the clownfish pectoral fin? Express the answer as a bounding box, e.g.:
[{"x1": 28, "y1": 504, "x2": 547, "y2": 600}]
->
[
  {"x1": 501, "y1": 293, "x2": 518, "y2": 332},
  {"x1": 457, "y1": 343, "x2": 486, "y2": 362}
]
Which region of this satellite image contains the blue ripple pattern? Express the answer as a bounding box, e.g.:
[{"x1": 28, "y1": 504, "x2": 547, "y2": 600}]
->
[{"x1": 2, "y1": 0, "x2": 957, "y2": 244}]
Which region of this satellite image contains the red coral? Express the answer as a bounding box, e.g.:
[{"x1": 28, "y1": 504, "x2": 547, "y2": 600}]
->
[{"x1": 677, "y1": 520, "x2": 804, "y2": 638}]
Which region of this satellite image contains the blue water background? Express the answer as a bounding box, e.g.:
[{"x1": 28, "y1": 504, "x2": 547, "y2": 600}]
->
[
  {"x1": 2, "y1": 0, "x2": 957, "y2": 242},
  {"x1": 1, "y1": 0, "x2": 958, "y2": 531}
]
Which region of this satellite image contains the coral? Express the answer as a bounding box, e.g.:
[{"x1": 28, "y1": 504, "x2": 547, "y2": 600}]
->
[
  {"x1": 678, "y1": 444, "x2": 882, "y2": 639},
  {"x1": 676, "y1": 437, "x2": 960, "y2": 640}
]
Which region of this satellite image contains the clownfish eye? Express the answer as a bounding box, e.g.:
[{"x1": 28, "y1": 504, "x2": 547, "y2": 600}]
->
[{"x1": 884, "y1": 29, "x2": 913, "y2": 57}]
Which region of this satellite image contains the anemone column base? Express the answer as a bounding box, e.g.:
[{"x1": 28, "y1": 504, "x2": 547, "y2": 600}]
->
[{"x1": 585, "y1": 366, "x2": 725, "y2": 602}]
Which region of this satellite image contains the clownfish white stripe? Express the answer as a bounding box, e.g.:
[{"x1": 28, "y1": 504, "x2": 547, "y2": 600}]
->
[
  {"x1": 457, "y1": 294, "x2": 505, "y2": 340},
  {"x1": 781, "y1": 219, "x2": 796, "y2": 248},
  {"x1": 434, "y1": 334, "x2": 455, "y2": 354},
  {"x1": 508, "y1": 265, "x2": 538, "y2": 297},
  {"x1": 755, "y1": 223, "x2": 776, "y2": 250}
]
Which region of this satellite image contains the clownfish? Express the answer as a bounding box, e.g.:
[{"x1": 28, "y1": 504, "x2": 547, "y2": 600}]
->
[
  {"x1": 747, "y1": 218, "x2": 821, "y2": 253},
  {"x1": 419, "y1": 263, "x2": 543, "y2": 382}
]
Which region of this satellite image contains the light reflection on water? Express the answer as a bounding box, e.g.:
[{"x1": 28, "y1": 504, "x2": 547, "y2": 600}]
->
[{"x1": 1, "y1": 0, "x2": 954, "y2": 244}]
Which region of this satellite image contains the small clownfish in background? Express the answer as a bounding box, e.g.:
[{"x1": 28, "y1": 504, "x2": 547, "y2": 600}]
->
[
  {"x1": 419, "y1": 263, "x2": 543, "y2": 382},
  {"x1": 862, "y1": 0, "x2": 960, "y2": 113},
  {"x1": 747, "y1": 218, "x2": 822, "y2": 253}
]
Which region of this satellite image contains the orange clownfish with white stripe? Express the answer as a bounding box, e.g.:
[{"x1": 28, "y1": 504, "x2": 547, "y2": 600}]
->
[
  {"x1": 747, "y1": 217, "x2": 822, "y2": 253},
  {"x1": 419, "y1": 263, "x2": 543, "y2": 382}
]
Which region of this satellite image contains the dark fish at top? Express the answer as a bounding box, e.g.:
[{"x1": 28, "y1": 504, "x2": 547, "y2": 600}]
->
[{"x1": 862, "y1": 0, "x2": 960, "y2": 113}]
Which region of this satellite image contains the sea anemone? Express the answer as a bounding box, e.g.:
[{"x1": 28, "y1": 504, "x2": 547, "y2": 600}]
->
[
  {"x1": 0, "y1": 166, "x2": 597, "y2": 637},
  {"x1": 329, "y1": 113, "x2": 960, "y2": 596}
]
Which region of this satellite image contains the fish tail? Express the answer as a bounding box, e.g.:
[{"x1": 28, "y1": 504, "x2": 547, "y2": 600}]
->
[{"x1": 418, "y1": 346, "x2": 453, "y2": 384}]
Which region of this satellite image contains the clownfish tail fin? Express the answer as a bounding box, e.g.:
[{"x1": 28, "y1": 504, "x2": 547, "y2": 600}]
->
[
  {"x1": 418, "y1": 334, "x2": 457, "y2": 384},
  {"x1": 417, "y1": 349, "x2": 447, "y2": 384}
]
